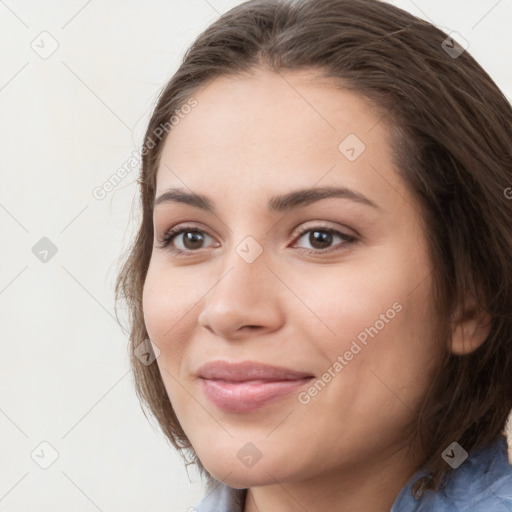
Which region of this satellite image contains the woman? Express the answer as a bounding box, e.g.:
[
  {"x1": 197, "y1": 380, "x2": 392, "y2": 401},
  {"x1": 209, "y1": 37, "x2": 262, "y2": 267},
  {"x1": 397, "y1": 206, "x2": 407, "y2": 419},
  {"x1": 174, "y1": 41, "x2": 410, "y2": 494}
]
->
[{"x1": 115, "y1": 0, "x2": 512, "y2": 510}]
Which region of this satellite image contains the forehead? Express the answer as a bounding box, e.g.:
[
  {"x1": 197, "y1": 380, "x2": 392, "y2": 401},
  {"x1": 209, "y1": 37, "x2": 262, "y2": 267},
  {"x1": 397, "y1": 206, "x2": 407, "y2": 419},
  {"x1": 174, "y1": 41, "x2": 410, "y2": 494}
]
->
[{"x1": 154, "y1": 68, "x2": 404, "y2": 213}]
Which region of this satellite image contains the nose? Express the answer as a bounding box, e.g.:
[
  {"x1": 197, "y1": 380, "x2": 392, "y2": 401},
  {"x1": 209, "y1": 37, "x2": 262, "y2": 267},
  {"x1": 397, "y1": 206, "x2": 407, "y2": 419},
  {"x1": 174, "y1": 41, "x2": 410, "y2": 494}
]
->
[{"x1": 197, "y1": 242, "x2": 285, "y2": 340}]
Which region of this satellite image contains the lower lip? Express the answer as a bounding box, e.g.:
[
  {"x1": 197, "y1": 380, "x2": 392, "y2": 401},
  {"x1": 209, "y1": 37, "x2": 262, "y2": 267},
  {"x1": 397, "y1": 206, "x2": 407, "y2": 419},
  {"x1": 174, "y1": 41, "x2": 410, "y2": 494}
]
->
[{"x1": 200, "y1": 377, "x2": 313, "y2": 413}]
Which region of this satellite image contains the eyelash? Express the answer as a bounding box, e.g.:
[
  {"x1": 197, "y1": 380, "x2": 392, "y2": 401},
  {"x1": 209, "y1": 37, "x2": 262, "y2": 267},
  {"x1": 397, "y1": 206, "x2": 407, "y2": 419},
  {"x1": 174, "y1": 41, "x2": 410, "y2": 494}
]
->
[{"x1": 156, "y1": 223, "x2": 357, "y2": 257}]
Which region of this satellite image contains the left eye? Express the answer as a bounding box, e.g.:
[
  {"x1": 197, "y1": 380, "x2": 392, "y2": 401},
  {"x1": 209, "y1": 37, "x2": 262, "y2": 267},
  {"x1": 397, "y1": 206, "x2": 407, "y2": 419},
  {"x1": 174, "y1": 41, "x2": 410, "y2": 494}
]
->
[{"x1": 293, "y1": 227, "x2": 356, "y2": 253}]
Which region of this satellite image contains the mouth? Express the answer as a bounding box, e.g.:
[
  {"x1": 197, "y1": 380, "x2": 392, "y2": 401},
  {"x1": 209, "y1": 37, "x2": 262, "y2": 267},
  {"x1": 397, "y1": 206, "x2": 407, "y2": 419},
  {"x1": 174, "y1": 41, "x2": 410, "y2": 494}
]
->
[
  {"x1": 197, "y1": 360, "x2": 314, "y2": 381},
  {"x1": 199, "y1": 377, "x2": 314, "y2": 412},
  {"x1": 196, "y1": 360, "x2": 315, "y2": 413}
]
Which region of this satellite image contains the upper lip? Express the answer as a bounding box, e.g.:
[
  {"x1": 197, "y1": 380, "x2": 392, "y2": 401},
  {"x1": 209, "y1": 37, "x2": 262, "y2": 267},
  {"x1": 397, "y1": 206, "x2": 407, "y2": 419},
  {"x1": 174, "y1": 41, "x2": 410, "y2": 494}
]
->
[{"x1": 197, "y1": 360, "x2": 314, "y2": 382}]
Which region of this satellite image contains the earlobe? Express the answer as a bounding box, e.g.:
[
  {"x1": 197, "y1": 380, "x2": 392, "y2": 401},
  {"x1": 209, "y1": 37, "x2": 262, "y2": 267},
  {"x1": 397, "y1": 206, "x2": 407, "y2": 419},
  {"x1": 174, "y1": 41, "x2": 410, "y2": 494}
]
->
[{"x1": 449, "y1": 305, "x2": 492, "y2": 356}]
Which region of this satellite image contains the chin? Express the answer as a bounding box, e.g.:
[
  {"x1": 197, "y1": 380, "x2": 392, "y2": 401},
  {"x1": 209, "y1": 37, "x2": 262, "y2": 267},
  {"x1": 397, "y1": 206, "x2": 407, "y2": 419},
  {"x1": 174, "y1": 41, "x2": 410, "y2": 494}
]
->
[
  {"x1": 215, "y1": 470, "x2": 284, "y2": 489},
  {"x1": 201, "y1": 454, "x2": 301, "y2": 489}
]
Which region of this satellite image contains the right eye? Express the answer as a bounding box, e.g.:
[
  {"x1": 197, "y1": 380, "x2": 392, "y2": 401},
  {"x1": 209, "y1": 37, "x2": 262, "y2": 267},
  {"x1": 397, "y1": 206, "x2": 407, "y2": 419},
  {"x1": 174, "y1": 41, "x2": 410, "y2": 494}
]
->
[{"x1": 157, "y1": 225, "x2": 218, "y2": 256}]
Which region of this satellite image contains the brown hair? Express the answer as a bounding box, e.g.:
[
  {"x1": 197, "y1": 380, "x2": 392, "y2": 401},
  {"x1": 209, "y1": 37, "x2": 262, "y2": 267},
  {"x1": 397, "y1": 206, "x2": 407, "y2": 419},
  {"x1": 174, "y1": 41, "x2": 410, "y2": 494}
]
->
[{"x1": 115, "y1": 0, "x2": 512, "y2": 498}]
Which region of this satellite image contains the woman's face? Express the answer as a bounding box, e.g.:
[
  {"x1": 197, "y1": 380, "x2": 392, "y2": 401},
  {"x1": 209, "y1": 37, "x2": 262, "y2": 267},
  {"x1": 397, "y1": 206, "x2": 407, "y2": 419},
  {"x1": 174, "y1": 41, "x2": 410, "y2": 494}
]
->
[{"x1": 142, "y1": 68, "x2": 444, "y2": 488}]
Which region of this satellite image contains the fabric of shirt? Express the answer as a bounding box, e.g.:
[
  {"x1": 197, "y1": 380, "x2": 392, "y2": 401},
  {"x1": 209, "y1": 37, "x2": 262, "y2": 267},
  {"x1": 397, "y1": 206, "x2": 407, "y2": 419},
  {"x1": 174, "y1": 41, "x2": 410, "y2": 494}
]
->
[{"x1": 192, "y1": 436, "x2": 512, "y2": 511}]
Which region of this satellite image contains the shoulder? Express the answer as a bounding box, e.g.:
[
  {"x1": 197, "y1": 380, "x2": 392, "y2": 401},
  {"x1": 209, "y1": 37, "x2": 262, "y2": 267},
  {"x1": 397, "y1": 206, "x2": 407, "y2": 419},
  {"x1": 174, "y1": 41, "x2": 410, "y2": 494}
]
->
[
  {"x1": 193, "y1": 480, "x2": 247, "y2": 512},
  {"x1": 392, "y1": 436, "x2": 512, "y2": 511}
]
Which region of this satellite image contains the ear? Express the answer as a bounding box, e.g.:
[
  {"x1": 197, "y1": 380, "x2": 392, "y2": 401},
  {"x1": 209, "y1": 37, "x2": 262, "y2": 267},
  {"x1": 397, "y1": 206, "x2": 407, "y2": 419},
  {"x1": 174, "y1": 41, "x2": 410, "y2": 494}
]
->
[{"x1": 449, "y1": 302, "x2": 492, "y2": 356}]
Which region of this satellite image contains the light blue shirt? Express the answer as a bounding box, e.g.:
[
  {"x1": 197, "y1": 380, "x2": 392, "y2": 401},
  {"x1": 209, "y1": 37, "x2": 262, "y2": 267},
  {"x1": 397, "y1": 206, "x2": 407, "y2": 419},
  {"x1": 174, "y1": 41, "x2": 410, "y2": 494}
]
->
[{"x1": 193, "y1": 436, "x2": 512, "y2": 511}]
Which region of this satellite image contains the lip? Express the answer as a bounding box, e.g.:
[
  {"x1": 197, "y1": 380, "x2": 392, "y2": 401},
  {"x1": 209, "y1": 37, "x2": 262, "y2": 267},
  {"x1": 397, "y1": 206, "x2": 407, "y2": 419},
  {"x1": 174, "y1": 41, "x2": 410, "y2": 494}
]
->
[
  {"x1": 197, "y1": 360, "x2": 314, "y2": 413},
  {"x1": 197, "y1": 360, "x2": 314, "y2": 381}
]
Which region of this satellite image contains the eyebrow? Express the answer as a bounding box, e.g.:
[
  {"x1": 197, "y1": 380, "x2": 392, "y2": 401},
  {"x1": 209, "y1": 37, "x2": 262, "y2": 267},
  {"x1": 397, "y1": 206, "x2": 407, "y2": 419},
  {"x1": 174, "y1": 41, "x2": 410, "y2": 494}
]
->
[{"x1": 153, "y1": 186, "x2": 380, "y2": 213}]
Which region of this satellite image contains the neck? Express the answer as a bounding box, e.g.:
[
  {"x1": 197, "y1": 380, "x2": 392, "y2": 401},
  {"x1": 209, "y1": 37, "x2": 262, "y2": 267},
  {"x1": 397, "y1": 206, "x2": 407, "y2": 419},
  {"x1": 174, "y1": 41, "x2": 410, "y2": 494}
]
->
[{"x1": 243, "y1": 441, "x2": 423, "y2": 512}]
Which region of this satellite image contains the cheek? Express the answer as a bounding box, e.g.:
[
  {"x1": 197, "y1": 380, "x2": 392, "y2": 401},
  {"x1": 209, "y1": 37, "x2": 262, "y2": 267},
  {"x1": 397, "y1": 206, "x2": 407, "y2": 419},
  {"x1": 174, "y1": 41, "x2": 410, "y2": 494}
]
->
[
  {"x1": 293, "y1": 252, "x2": 437, "y2": 371},
  {"x1": 141, "y1": 264, "x2": 195, "y2": 362},
  {"x1": 142, "y1": 268, "x2": 198, "y2": 410},
  {"x1": 288, "y1": 261, "x2": 406, "y2": 347},
  {"x1": 294, "y1": 273, "x2": 439, "y2": 446}
]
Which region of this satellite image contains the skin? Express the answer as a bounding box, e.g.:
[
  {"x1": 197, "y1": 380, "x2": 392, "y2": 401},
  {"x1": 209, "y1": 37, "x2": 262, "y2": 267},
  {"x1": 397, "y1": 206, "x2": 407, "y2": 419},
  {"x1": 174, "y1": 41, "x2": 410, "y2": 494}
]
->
[{"x1": 142, "y1": 68, "x2": 490, "y2": 512}]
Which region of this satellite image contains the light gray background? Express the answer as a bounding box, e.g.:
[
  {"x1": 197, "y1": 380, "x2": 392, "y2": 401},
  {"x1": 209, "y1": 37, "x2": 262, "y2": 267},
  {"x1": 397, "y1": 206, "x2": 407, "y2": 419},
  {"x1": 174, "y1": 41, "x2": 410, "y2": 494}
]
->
[{"x1": 1, "y1": 0, "x2": 511, "y2": 511}]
